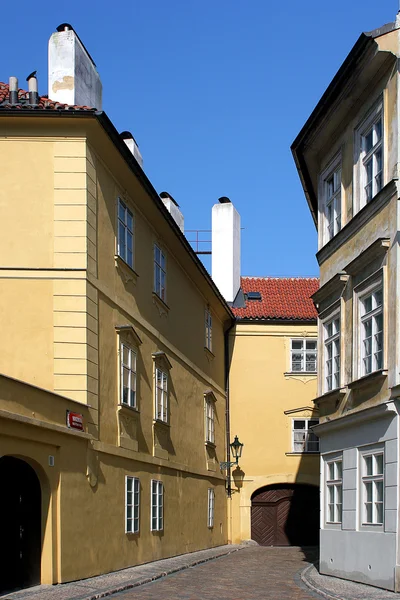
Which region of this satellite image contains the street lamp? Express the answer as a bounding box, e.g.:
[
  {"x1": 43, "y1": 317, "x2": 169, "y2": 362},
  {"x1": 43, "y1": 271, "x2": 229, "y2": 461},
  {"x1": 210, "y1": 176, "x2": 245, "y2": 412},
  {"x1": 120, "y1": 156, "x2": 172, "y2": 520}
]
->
[{"x1": 220, "y1": 435, "x2": 244, "y2": 470}]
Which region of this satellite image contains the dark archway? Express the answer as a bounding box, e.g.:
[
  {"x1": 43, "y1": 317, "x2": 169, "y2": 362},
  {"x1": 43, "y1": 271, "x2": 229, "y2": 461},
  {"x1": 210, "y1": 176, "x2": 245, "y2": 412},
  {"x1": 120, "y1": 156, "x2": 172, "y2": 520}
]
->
[
  {"x1": 251, "y1": 483, "x2": 319, "y2": 546},
  {"x1": 0, "y1": 456, "x2": 42, "y2": 592}
]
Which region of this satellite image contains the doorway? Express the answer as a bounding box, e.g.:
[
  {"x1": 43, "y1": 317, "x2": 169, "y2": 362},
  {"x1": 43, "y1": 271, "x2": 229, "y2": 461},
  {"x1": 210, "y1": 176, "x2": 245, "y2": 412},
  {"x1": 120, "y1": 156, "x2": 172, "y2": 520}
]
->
[
  {"x1": 251, "y1": 483, "x2": 319, "y2": 546},
  {"x1": 0, "y1": 456, "x2": 42, "y2": 592}
]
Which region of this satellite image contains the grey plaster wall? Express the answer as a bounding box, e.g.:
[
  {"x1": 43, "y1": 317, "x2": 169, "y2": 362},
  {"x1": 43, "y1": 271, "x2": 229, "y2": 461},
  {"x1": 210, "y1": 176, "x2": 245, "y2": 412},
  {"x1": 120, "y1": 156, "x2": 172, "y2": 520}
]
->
[{"x1": 319, "y1": 411, "x2": 398, "y2": 590}]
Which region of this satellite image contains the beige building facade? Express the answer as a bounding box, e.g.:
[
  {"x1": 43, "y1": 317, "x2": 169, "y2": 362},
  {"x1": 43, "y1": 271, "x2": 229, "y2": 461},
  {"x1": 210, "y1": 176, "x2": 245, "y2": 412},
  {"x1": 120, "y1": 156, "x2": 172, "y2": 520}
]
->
[
  {"x1": 228, "y1": 277, "x2": 319, "y2": 546},
  {"x1": 293, "y1": 14, "x2": 400, "y2": 591}
]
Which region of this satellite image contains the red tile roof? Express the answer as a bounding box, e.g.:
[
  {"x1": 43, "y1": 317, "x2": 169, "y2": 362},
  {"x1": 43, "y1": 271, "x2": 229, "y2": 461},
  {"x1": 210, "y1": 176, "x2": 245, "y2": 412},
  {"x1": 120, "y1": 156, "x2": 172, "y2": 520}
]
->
[
  {"x1": 232, "y1": 277, "x2": 319, "y2": 321},
  {"x1": 0, "y1": 82, "x2": 95, "y2": 111}
]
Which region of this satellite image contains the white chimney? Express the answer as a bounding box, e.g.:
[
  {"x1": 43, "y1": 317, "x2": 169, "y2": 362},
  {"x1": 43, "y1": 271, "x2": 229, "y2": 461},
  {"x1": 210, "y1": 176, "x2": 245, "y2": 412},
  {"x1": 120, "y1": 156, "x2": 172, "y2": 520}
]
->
[
  {"x1": 160, "y1": 192, "x2": 184, "y2": 233},
  {"x1": 120, "y1": 131, "x2": 143, "y2": 169},
  {"x1": 48, "y1": 23, "x2": 102, "y2": 109},
  {"x1": 212, "y1": 197, "x2": 241, "y2": 303}
]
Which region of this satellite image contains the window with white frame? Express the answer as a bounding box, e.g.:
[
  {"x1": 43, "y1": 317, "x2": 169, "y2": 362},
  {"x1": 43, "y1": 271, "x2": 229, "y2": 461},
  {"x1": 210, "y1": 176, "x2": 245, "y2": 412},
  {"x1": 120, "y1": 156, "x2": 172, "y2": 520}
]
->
[
  {"x1": 155, "y1": 367, "x2": 168, "y2": 422},
  {"x1": 324, "y1": 165, "x2": 342, "y2": 241},
  {"x1": 324, "y1": 313, "x2": 340, "y2": 392},
  {"x1": 154, "y1": 244, "x2": 166, "y2": 302},
  {"x1": 205, "y1": 396, "x2": 215, "y2": 444},
  {"x1": 125, "y1": 476, "x2": 140, "y2": 533},
  {"x1": 361, "y1": 449, "x2": 384, "y2": 525},
  {"x1": 207, "y1": 488, "x2": 215, "y2": 528},
  {"x1": 290, "y1": 339, "x2": 317, "y2": 372},
  {"x1": 151, "y1": 480, "x2": 163, "y2": 531},
  {"x1": 292, "y1": 419, "x2": 319, "y2": 453},
  {"x1": 121, "y1": 342, "x2": 137, "y2": 408},
  {"x1": 326, "y1": 458, "x2": 342, "y2": 523},
  {"x1": 359, "y1": 285, "x2": 383, "y2": 376},
  {"x1": 357, "y1": 103, "x2": 383, "y2": 208},
  {"x1": 205, "y1": 308, "x2": 212, "y2": 351},
  {"x1": 117, "y1": 198, "x2": 134, "y2": 268}
]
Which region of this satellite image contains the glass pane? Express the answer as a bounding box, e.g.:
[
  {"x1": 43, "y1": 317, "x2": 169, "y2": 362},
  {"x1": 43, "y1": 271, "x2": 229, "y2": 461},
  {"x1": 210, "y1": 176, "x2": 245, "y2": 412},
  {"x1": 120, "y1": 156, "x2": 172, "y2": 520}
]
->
[
  {"x1": 365, "y1": 503, "x2": 373, "y2": 523},
  {"x1": 336, "y1": 485, "x2": 342, "y2": 504},
  {"x1": 291, "y1": 341, "x2": 303, "y2": 350},
  {"x1": 365, "y1": 455, "x2": 373, "y2": 476},
  {"x1": 126, "y1": 506, "x2": 132, "y2": 519},
  {"x1": 126, "y1": 478, "x2": 133, "y2": 492},
  {"x1": 365, "y1": 129, "x2": 373, "y2": 153},
  {"x1": 127, "y1": 212, "x2": 133, "y2": 231},
  {"x1": 328, "y1": 504, "x2": 335, "y2": 522},
  {"x1": 375, "y1": 454, "x2": 384, "y2": 475},
  {"x1": 123, "y1": 346, "x2": 130, "y2": 365},
  {"x1": 154, "y1": 245, "x2": 160, "y2": 263},
  {"x1": 328, "y1": 486, "x2": 335, "y2": 503},
  {"x1": 336, "y1": 461, "x2": 342, "y2": 479},
  {"x1": 375, "y1": 119, "x2": 382, "y2": 141},
  {"x1": 294, "y1": 421, "x2": 305, "y2": 429},
  {"x1": 118, "y1": 200, "x2": 126, "y2": 221},
  {"x1": 306, "y1": 340, "x2": 317, "y2": 350},
  {"x1": 376, "y1": 502, "x2": 383, "y2": 524},
  {"x1": 328, "y1": 463, "x2": 335, "y2": 480},
  {"x1": 118, "y1": 223, "x2": 126, "y2": 257},
  {"x1": 376, "y1": 480, "x2": 383, "y2": 502},
  {"x1": 365, "y1": 481, "x2": 373, "y2": 502}
]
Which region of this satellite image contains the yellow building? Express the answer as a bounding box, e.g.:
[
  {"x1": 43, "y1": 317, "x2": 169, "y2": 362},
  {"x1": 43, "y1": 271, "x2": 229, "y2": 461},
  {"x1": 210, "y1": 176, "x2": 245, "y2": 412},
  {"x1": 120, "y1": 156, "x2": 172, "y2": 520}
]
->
[
  {"x1": 229, "y1": 277, "x2": 319, "y2": 546},
  {"x1": 0, "y1": 25, "x2": 233, "y2": 593}
]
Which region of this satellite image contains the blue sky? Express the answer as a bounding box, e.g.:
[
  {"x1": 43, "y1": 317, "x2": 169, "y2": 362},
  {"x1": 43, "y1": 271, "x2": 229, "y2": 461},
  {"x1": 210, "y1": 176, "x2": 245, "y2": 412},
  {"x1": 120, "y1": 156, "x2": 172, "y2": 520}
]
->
[{"x1": 2, "y1": 1, "x2": 397, "y2": 276}]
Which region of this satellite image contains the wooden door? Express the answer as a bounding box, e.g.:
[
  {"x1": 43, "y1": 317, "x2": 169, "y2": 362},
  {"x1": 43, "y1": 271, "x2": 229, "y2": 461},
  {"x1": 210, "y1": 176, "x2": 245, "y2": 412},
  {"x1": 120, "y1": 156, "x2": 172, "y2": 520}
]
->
[{"x1": 251, "y1": 484, "x2": 319, "y2": 546}]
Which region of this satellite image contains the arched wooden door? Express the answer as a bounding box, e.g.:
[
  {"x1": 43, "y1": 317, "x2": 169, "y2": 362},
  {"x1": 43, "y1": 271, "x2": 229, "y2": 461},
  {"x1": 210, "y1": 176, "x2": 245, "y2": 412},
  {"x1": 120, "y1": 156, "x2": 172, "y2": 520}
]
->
[
  {"x1": 0, "y1": 456, "x2": 42, "y2": 592},
  {"x1": 251, "y1": 484, "x2": 319, "y2": 546}
]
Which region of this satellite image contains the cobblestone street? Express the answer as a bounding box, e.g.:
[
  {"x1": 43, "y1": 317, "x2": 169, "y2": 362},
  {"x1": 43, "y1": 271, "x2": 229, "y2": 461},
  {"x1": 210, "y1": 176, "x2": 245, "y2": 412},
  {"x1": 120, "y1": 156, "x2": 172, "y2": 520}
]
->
[{"x1": 112, "y1": 547, "x2": 321, "y2": 600}]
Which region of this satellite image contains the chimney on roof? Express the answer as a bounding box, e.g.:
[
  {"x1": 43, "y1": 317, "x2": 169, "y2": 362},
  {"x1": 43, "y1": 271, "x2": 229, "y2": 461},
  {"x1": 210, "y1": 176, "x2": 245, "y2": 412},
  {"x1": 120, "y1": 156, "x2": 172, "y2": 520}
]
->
[
  {"x1": 120, "y1": 131, "x2": 143, "y2": 169},
  {"x1": 48, "y1": 23, "x2": 102, "y2": 108},
  {"x1": 9, "y1": 77, "x2": 18, "y2": 104},
  {"x1": 211, "y1": 197, "x2": 241, "y2": 303},
  {"x1": 27, "y1": 72, "x2": 39, "y2": 105},
  {"x1": 159, "y1": 192, "x2": 184, "y2": 233}
]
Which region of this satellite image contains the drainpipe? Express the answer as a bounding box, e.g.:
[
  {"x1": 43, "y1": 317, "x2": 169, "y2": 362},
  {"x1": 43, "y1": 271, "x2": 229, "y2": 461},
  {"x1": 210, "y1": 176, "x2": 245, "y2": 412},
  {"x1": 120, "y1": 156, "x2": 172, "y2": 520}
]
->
[{"x1": 224, "y1": 318, "x2": 235, "y2": 498}]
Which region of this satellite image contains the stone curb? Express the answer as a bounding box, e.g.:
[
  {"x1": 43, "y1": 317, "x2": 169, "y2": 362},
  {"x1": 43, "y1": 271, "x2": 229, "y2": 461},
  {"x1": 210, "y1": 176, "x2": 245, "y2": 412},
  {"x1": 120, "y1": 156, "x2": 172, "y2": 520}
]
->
[
  {"x1": 300, "y1": 563, "x2": 344, "y2": 600},
  {"x1": 77, "y1": 545, "x2": 247, "y2": 600}
]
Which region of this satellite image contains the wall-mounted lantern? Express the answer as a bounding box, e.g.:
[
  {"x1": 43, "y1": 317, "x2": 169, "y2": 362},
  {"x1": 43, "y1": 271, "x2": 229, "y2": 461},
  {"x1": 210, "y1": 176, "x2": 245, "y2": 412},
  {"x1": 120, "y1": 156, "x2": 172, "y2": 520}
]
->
[{"x1": 220, "y1": 435, "x2": 243, "y2": 470}]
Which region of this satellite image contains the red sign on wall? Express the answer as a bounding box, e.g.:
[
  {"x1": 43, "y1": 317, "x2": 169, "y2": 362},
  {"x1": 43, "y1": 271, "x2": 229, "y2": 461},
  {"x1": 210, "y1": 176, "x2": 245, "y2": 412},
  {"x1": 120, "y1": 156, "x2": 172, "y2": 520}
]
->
[{"x1": 66, "y1": 411, "x2": 84, "y2": 431}]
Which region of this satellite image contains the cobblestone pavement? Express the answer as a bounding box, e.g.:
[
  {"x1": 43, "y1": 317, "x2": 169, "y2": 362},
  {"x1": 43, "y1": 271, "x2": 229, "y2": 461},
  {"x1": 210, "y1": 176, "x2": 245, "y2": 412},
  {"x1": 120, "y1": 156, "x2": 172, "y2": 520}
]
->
[{"x1": 112, "y1": 546, "x2": 322, "y2": 600}]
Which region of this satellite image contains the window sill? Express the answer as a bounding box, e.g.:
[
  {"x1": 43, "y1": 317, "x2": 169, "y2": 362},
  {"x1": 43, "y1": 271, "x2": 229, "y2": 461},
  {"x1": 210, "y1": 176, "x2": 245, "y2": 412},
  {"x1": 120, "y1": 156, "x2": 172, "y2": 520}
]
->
[
  {"x1": 117, "y1": 403, "x2": 140, "y2": 415},
  {"x1": 348, "y1": 369, "x2": 388, "y2": 390},
  {"x1": 285, "y1": 452, "x2": 319, "y2": 456},
  {"x1": 152, "y1": 292, "x2": 170, "y2": 316},
  {"x1": 115, "y1": 255, "x2": 138, "y2": 284},
  {"x1": 204, "y1": 347, "x2": 215, "y2": 361},
  {"x1": 153, "y1": 418, "x2": 170, "y2": 428},
  {"x1": 314, "y1": 387, "x2": 347, "y2": 405},
  {"x1": 284, "y1": 371, "x2": 317, "y2": 376},
  {"x1": 205, "y1": 441, "x2": 216, "y2": 449}
]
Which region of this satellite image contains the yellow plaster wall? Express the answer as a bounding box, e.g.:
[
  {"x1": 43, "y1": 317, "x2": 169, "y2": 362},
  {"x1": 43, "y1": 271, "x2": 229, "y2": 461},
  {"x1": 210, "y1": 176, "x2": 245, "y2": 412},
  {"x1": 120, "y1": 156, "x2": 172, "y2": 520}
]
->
[{"x1": 229, "y1": 322, "x2": 319, "y2": 543}]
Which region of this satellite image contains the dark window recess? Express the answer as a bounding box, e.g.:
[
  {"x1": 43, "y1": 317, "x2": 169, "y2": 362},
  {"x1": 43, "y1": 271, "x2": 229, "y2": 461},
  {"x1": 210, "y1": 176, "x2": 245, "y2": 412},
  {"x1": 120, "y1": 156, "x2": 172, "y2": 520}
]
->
[{"x1": 246, "y1": 292, "x2": 262, "y2": 301}]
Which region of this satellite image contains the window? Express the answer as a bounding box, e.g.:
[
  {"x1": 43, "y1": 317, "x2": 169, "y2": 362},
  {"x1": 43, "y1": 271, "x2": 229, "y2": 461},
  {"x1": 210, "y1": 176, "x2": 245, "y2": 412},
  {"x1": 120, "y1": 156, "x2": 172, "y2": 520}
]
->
[
  {"x1": 117, "y1": 198, "x2": 134, "y2": 268},
  {"x1": 205, "y1": 397, "x2": 215, "y2": 444},
  {"x1": 356, "y1": 102, "x2": 383, "y2": 208},
  {"x1": 326, "y1": 458, "x2": 342, "y2": 523},
  {"x1": 361, "y1": 450, "x2": 384, "y2": 525},
  {"x1": 291, "y1": 339, "x2": 317, "y2": 372},
  {"x1": 292, "y1": 419, "x2": 319, "y2": 453},
  {"x1": 151, "y1": 480, "x2": 163, "y2": 531},
  {"x1": 205, "y1": 308, "x2": 212, "y2": 351},
  {"x1": 155, "y1": 367, "x2": 168, "y2": 422},
  {"x1": 154, "y1": 244, "x2": 166, "y2": 302},
  {"x1": 207, "y1": 488, "x2": 215, "y2": 528},
  {"x1": 324, "y1": 314, "x2": 340, "y2": 392},
  {"x1": 121, "y1": 343, "x2": 137, "y2": 408},
  {"x1": 293, "y1": 419, "x2": 319, "y2": 452},
  {"x1": 125, "y1": 476, "x2": 140, "y2": 533},
  {"x1": 360, "y1": 286, "x2": 383, "y2": 376},
  {"x1": 324, "y1": 165, "x2": 341, "y2": 241}
]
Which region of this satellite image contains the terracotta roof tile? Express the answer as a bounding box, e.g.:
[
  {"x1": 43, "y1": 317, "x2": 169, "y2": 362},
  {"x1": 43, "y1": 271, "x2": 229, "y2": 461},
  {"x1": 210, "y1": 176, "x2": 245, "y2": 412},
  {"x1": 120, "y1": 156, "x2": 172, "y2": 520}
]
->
[
  {"x1": 232, "y1": 277, "x2": 319, "y2": 321},
  {"x1": 0, "y1": 82, "x2": 96, "y2": 111}
]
